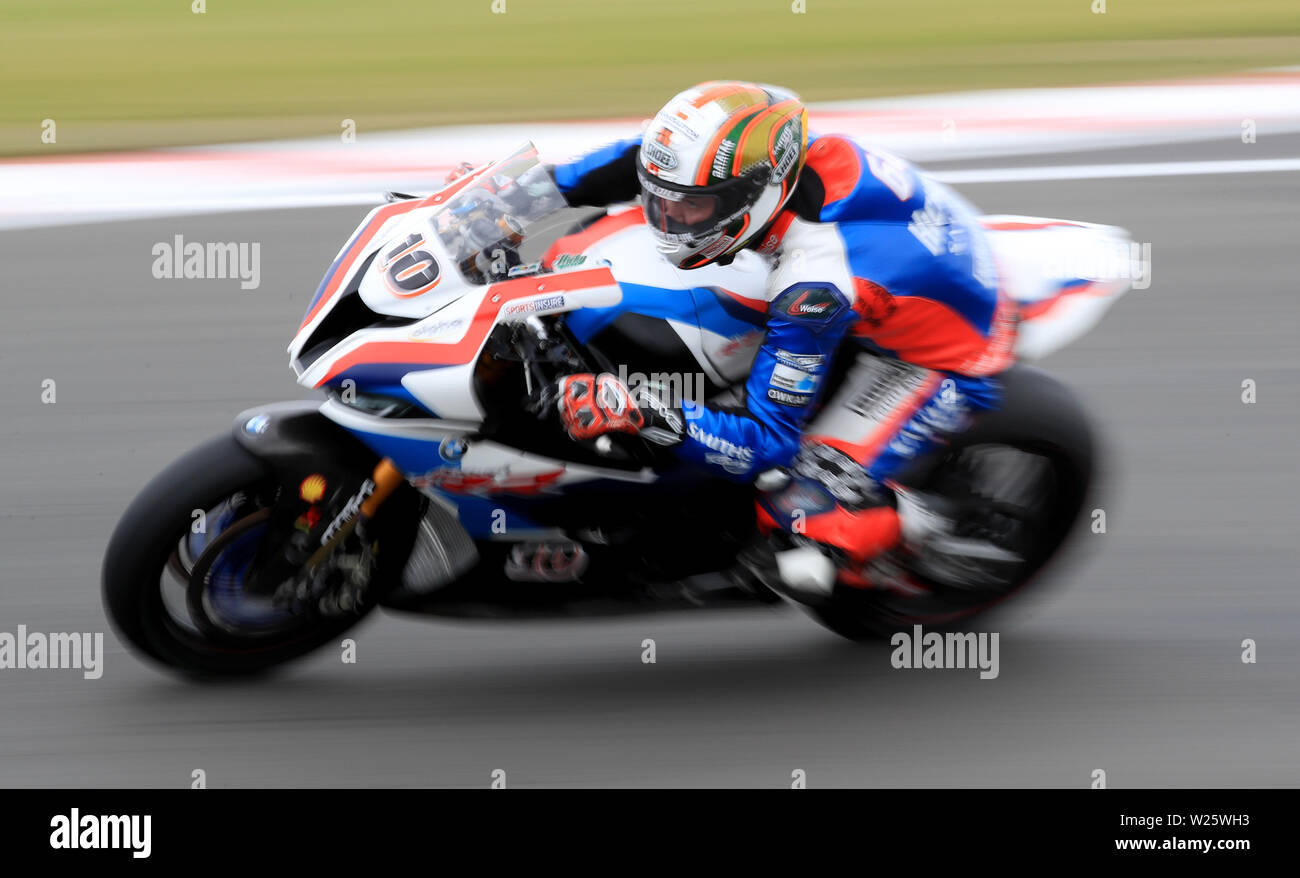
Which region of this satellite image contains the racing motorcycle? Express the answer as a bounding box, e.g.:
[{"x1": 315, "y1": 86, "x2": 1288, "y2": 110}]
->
[{"x1": 102, "y1": 142, "x2": 1134, "y2": 674}]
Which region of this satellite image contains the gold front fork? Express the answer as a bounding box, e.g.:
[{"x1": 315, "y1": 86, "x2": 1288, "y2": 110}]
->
[{"x1": 305, "y1": 458, "x2": 405, "y2": 570}]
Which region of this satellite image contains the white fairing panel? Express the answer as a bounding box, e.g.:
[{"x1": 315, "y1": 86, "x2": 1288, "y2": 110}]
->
[
  {"x1": 981, "y1": 216, "x2": 1137, "y2": 360},
  {"x1": 582, "y1": 208, "x2": 772, "y2": 298},
  {"x1": 668, "y1": 320, "x2": 753, "y2": 387},
  {"x1": 576, "y1": 207, "x2": 771, "y2": 388},
  {"x1": 288, "y1": 200, "x2": 477, "y2": 366},
  {"x1": 696, "y1": 325, "x2": 765, "y2": 385},
  {"x1": 356, "y1": 208, "x2": 478, "y2": 320},
  {"x1": 398, "y1": 280, "x2": 623, "y2": 421}
]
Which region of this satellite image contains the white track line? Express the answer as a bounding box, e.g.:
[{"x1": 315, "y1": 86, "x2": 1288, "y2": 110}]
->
[
  {"x1": 9, "y1": 157, "x2": 1290, "y2": 229},
  {"x1": 935, "y1": 157, "x2": 1300, "y2": 184}
]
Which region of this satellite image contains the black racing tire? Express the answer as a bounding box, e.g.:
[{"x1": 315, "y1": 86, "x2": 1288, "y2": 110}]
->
[
  {"x1": 102, "y1": 433, "x2": 396, "y2": 676},
  {"x1": 810, "y1": 366, "x2": 1095, "y2": 641}
]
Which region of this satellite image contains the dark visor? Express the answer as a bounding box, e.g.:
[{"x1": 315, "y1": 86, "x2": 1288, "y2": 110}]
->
[{"x1": 638, "y1": 163, "x2": 769, "y2": 242}]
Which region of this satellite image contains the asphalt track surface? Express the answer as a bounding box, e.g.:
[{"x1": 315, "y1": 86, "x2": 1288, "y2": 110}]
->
[{"x1": 1, "y1": 137, "x2": 1296, "y2": 788}]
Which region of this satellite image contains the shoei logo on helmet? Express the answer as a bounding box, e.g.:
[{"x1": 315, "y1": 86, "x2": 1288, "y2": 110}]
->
[
  {"x1": 772, "y1": 118, "x2": 800, "y2": 181},
  {"x1": 642, "y1": 141, "x2": 679, "y2": 170}
]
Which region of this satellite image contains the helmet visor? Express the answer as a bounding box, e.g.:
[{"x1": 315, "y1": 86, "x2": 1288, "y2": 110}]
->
[{"x1": 638, "y1": 163, "x2": 768, "y2": 244}]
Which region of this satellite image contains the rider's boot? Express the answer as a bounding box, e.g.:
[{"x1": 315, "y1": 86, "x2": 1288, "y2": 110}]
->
[{"x1": 748, "y1": 463, "x2": 904, "y2": 605}]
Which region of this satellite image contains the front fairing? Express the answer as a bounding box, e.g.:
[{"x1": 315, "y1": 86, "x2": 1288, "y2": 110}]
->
[{"x1": 289, "y1": 142, "x2": 570, "y2": 368}]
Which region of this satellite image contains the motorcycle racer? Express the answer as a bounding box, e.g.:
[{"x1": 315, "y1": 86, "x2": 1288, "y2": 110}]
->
[{"x1": 548, "y1": 81, "x2": 1017, "y2": 595}]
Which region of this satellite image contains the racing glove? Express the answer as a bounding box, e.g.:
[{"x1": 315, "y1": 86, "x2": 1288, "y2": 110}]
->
[{"x1": 555, "y1": 373, "x2": 684, "y2": 446}]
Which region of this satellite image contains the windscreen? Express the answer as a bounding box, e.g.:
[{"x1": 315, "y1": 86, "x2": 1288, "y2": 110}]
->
[{"x1": 432, "y1": 142, "x2": 567, "y2": 284}]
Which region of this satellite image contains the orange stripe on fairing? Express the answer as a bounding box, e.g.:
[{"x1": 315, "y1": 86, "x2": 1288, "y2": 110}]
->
[
  {"x1": 416, "y1": 162, "x2": 501, "y2": 208},
  {"x1": 299, "y1": 166, "x2": 498, "y2": 331},
  {"x1": 316, "y1": 267, "x2": 619, "y2": 387},
  {"x1": 806, "y1": 136, "x2": 863, "y2": 205},
  {"x1": 716, "y1": 287, "x2": 767, "y2": 313},
  {"x1": 813, "y1": 373, "x2": 944, "y2": 465},
  {"x1": 853, "y1": 295, "x2": 1011, "y2": 375},
  {"x1": 299, "y1": 200, "x2": 421, "y2": 329},
  {"x1": 979, "y1": 219, "x2": 1086, "y2": 231},
  {"x1": 541, "y1": 207, "x2": 646, "y2": 267},
  {"x1": 1018, "y1": 280, "x2": 1114, "y2": 320}
]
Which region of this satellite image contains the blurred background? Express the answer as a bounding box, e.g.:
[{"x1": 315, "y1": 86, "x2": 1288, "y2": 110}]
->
[{"x1": 3, "y1": 0, "x2": 1299, "y2": 154}]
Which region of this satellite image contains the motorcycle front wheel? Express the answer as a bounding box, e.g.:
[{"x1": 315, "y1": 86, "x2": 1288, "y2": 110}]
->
[{"x1": 102, "y1": 433, "x2": 405, "y2": 676}]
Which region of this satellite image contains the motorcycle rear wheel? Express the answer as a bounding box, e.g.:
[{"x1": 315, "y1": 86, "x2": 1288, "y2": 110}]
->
[{"x1": 810, "y1": 365, "x2": 1095, "y2": 640}]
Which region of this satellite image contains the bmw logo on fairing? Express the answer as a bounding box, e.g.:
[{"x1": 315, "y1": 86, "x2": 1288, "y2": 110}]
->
[
  {"x1": 244, "y1": 414, "x2": 270, "y2": 435},
  {"x1": 438, "y1": 436, "x2": 469, "y2": 462}
]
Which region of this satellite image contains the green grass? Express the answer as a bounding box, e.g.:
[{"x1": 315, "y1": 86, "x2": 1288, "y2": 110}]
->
[{"x1": 2, "y1": 0, "x2": 1297, "y2": 155}]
